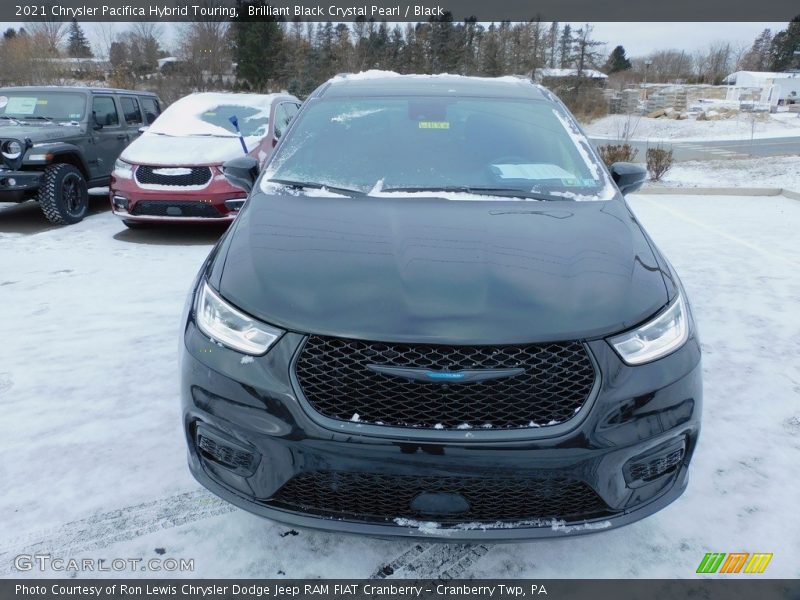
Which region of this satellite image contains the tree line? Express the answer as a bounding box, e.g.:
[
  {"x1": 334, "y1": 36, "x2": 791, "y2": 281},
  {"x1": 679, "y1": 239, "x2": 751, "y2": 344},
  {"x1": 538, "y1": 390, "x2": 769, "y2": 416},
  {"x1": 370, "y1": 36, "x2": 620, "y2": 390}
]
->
[{"x1": 1, "y1": 14, "x2": 798, "y2": 98}]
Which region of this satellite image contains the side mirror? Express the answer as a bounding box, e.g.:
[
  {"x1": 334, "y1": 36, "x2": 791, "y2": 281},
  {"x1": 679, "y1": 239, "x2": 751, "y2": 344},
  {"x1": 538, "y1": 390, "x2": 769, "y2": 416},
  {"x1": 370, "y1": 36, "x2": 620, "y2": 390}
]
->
[
  {"x1": 138, "y1": 126, "x2": 149, "y2": 134},
  {"x1": 222, "y1": 155, "x2": 259, "y2": 193},
  {"x1": 609, "y1": 162, "x2": 648, "y2": 195}
]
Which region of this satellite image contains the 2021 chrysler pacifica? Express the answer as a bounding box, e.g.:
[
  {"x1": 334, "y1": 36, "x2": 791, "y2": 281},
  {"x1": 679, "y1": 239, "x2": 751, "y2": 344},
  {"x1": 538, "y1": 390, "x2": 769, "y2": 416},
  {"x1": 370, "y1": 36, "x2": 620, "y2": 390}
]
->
[{"x1": 180, "y1": 73, "x2": 702, "y2": 539}]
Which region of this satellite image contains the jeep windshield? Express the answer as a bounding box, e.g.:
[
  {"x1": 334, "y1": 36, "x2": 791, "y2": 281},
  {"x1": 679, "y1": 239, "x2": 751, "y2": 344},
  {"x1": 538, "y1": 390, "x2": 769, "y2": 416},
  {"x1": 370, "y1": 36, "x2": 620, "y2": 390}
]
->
[
  {"x1": 263, "y1": 96, "x2": 614, "y2": 201},
  {"x1": 0, "y1": 91, "x2": 86, "y2": 122}
]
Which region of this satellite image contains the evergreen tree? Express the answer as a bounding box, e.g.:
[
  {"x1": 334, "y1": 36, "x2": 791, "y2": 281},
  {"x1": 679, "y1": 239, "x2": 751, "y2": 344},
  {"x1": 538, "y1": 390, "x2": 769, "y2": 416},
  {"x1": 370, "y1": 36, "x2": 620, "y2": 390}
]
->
[
  {"x1": 67, "y1": 19, "x2": 93, "y2": 58},
  {"x1": 769, "y1": 15, "x2": 800, "y2": 71},
  {"x1": 558, "y1": 24, "x2": 572, "y2": 68},
  {"x1": 572, "y1": 25, "x2": 604, "y2": 75},
  {"x1": 741, "y1": 29, "x2": 772, "y2": 71},
  {"x1": 3, "y1": 28, "x2": 16, "y2": 41},
  {"x1": 548, "y1": 22, "x2": 558, "y2": 68},
  {"x1": 604, "y1": 45, "x2": 632, "y2": 73},
  {"x1": 232, "y1": 0, "x2": 284, "y2": 90}
]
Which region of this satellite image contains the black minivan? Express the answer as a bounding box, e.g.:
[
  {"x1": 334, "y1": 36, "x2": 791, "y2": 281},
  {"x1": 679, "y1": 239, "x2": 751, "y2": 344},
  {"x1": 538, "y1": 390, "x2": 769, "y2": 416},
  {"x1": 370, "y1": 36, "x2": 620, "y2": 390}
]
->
[{"x1": 180, "y1": 73, "x2": 702, "y2": 539}]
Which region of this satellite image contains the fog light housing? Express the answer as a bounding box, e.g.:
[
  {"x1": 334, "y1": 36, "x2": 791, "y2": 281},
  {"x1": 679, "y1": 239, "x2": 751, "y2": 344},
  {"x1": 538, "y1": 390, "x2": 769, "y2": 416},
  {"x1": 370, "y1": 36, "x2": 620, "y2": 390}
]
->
[
  {"x1": 7, "y1": 177, "x2": 16, "y2": 187},
  {"x1": 112, "y1": 196, "x2": 129, "y2": 211},
  {"x1": 195, "y1": 423, "x2": 259, "y2": 477},
  {"x1": 624, "y1": 439, "x2": 685, "y2": 487}
]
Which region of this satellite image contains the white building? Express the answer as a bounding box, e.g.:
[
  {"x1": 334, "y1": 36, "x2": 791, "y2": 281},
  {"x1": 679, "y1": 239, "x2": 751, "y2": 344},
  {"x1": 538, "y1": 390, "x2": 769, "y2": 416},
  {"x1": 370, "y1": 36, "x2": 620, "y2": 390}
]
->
[{"x1": 724, "y1": 71, "x2": 800, "y2": 105}]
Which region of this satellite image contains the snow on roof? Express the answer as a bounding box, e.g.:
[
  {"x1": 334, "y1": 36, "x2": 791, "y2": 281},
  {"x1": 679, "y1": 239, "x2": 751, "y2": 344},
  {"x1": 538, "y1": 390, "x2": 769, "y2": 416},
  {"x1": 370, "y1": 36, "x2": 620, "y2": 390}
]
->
[
  {"x1": 157, "y1": 57, "x2": 179, "y2": 68},
  {"x1": 332, "y1": 70, "x2": 537, "y2": 86},
  {"x1": 147, "y1": 92, "x2": 277, "y2": 137},
  {"x1": 723, "y1": 71, "x2": 800, "y2": 84},
  {"x1": 331, "y1": 70, "x2": 403, "y2": 82},
  {"x1": 536, "y1": 68, "x2": 608, "y2": 79}
]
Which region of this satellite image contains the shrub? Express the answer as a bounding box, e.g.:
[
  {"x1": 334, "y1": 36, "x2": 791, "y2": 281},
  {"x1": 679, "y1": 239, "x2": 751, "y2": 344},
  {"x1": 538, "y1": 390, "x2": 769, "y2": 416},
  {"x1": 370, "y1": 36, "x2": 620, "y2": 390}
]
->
[
  {"x1": 646, "y1": 147, "x2": 674, "y2": 181},
  {"x1": 597, "y1": 143, "x2": 638, "y2": 167}
]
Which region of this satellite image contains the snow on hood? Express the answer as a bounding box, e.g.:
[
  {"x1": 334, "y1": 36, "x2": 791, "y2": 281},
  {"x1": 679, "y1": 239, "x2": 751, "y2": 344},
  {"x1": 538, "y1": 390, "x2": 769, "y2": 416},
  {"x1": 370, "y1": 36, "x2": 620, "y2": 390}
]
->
[
  {"x1": 147, "y1": 92, "x2": 276, "y2": 137},
  {"x1": 121, "y1": 132, "x2": 256, "y2": 167}
]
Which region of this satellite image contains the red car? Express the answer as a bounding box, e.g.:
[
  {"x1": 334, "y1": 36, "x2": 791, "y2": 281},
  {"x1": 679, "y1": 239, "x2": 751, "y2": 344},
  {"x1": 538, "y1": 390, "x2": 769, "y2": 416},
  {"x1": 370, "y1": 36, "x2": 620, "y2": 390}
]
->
[{"x1": 110, "y1": 92, "x2": 300, "y2": 227}]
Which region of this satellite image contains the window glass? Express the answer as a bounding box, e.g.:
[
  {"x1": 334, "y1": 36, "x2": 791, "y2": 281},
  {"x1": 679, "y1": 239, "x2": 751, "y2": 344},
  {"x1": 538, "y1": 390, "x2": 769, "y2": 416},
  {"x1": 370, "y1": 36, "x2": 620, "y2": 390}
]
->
[
  {"x1": 0, "y1": 92, "x2": 86, "y2": 121},
  {"x1": 273, "y1": 104, "x2": 289, "y2": 139},
  {"x1": 264, "y1": 96, "x2": 611, "y2": 200},
  {"x1": 120, "y1": 97, "x2": 142, "y2": 125},
  {"x1": 92, "y1": 96, "x2": 119, "y2": 127},
  {"x1": 148, "y1": 100, "x2": 269, "y2": 137},
  {"x1": 140, "y1": 97, "x2": 160, "y2": 124}
]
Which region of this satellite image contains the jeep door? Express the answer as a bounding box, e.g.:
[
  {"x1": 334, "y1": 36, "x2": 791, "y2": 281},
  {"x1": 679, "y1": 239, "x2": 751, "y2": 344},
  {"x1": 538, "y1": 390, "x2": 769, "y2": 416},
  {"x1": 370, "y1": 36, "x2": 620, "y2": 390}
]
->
[{"x1": 87, "y1": 95, "x2": 129, "y2": 179}]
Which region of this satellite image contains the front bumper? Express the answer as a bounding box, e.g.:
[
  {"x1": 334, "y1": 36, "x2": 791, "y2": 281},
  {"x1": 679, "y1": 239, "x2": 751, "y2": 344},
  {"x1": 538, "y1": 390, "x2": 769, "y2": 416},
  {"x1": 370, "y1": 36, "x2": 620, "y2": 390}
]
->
[
  {"x1": 181, "y1": 318, "x2": 702, "y2": 540},
  {"x1": 0, "y1": 168, "x2": 42, "y2": 201},
  {"x1": 110, "y1": 170, "x2": 243, "y2": 224}
]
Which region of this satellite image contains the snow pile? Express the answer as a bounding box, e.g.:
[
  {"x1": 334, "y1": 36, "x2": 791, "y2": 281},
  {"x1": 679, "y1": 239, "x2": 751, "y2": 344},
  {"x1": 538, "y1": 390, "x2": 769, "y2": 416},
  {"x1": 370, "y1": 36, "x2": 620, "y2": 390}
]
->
[
  {"x1": 653, "y1": 155, "x2": 800, "y2": 190},
  {"x1": 585, "y1": 112, "x2": 800, "y2": 141}
]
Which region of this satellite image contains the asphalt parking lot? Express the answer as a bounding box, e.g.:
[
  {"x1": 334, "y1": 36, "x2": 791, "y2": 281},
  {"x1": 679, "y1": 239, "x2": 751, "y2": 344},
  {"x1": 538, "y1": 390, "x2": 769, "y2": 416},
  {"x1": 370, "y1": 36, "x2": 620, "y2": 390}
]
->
[{"x1": 1, "y1": 193, "x2": 798, "y2": 578}]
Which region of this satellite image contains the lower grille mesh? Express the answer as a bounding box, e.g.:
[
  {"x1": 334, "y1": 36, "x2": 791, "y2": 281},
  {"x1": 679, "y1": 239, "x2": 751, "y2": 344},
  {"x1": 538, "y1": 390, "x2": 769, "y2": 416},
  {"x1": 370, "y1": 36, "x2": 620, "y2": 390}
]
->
[
  {"x1": 271, "y1": 471, "x2": 609, "y2": 524},
  {"x1": 131, "y1": 200, "x2": 220, "y2": 218}
]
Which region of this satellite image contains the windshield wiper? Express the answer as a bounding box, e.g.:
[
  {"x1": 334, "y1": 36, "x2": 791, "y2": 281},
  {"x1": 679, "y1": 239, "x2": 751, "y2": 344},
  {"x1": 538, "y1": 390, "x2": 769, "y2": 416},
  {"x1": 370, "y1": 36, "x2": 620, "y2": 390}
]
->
[
  {"x1": 0, "y1": 116, "x2": 23, "y2": 124},
  {"x1": 379, "y1": 186, "x2": 558, "y2": 201},
  {"x1": 23, "y1": 116, "x2": 55, "y2": 123},
  {"x1": 267, "y1": 178, "x2": 365, "y2": 197}
]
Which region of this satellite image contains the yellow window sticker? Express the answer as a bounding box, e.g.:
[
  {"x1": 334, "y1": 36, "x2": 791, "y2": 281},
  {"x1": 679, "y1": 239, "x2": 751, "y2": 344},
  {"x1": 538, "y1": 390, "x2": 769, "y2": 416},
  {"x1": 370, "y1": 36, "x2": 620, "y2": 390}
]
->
[{"x1": 418, "y1": 121, "x2": 449, "y2": 129}]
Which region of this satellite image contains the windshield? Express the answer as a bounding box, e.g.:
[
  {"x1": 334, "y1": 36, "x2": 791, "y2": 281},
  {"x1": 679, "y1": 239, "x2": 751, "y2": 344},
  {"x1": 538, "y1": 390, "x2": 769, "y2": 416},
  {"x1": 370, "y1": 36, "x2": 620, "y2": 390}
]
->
[
  {"x1": 0, "y1": 91, "x2": 86, "y2": 122},
  {"x1": 263, "y1": 95, "x2": 613, "y2": 201},
  {"x1": 148, "y1": 93, "x2": 270, "y2": 138}
]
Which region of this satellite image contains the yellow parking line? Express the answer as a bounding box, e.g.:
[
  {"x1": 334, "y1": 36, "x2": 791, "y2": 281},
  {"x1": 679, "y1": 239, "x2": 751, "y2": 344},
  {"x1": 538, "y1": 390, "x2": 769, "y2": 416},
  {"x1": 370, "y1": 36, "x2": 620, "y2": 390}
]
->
[{"x1": 638, "y1": 198, "x2": 798, "y2": 266}]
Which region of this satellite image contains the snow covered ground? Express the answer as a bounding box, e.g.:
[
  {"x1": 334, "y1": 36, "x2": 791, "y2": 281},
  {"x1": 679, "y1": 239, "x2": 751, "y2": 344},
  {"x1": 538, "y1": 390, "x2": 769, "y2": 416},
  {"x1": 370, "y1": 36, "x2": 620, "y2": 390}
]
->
[
  {"x1": 650, "y1": 155, "x2": 800, "y2": 191},
  {"x1": 585, "y1": 112, "x2": 800, "y2": 141},
  {"x1": 1, "y1": 193, "x2": 799, "y2": 578}
]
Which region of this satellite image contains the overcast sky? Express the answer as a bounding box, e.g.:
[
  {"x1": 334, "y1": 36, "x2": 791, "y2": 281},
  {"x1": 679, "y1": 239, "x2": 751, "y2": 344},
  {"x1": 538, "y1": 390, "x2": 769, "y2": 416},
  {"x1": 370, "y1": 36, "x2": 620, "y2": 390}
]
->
[{"x1": 0, "y1": 21, "x2": 788, "y2": 59}]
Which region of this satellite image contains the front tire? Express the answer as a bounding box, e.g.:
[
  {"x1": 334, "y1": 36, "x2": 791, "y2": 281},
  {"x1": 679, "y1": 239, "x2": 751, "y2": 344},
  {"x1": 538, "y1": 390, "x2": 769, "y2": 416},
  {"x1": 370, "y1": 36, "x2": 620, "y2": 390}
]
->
[{"x1": 38, "y1": 164, "x2": 89, "y2": 225}]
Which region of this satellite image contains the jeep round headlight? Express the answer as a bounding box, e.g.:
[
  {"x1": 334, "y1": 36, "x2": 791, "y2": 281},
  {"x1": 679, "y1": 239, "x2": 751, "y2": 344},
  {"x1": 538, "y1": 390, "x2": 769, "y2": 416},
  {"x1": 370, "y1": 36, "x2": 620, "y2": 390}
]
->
[{"x1": 1, "y1": 140, "x2": 23, "y2": 160}]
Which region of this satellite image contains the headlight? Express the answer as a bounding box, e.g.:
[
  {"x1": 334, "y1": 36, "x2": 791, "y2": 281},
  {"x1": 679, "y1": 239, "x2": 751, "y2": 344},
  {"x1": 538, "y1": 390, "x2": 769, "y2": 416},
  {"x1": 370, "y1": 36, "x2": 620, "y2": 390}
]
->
[
  {"x1": 609, "y1": 292, "x2": 689, "y2": 365},
  {"x1": 113, "y1": 159, "x2": 134, "y2": 179},
  {"x1": 195, "y1": 281, "x2": 282, "y2": 355},
  {"x1": 2, "y1": 140, "x2": 23, "y2": 160}
]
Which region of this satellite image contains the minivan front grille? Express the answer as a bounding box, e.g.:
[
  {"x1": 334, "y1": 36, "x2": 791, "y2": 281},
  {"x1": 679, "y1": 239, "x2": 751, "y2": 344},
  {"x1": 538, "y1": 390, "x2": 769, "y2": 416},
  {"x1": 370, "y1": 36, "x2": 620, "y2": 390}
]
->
[
  {"x1": 294, "y1": 335, "x2": 596, "y2": 429},
  {"x1": 135, "y1": 165, "x2": 212, "y2": 187},
  {"x1": 131, "y1": 200, "x2": 221, "y2": 218},
  {"x1": 271, "y1": 471, "x2": 610, "y2": 524}
]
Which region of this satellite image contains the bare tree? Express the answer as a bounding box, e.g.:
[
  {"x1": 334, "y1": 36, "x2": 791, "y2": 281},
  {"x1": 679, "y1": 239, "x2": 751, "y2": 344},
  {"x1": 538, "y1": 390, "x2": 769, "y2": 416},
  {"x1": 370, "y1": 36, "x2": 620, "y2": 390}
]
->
[
  {"x1": 94, "y1": 22, "x2": 118, "y2": 60},
  {"x1": 26, "y1": 19, "x2": 66, "y2": 56},
  {"x1": 694, "y1": 42, "x2": 733, "y2": 84},
  {"x1": 176, "y1": 20, "x2": 231, "y2": 89}
]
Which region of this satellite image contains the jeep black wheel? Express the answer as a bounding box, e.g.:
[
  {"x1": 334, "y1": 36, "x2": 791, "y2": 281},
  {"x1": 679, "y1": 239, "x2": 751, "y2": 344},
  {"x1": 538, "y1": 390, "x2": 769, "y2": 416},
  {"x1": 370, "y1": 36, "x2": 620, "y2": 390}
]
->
[{"x1": 38, "y1": 164, "x2": 89, "y2": 225}]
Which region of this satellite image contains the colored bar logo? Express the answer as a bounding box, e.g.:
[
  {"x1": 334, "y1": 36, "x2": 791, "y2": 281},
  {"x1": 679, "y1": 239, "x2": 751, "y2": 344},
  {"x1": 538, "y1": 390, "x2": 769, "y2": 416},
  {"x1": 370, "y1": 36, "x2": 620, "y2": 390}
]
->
[{"x1": 697, "y1": 553, "x2": 773, "y2": 574}]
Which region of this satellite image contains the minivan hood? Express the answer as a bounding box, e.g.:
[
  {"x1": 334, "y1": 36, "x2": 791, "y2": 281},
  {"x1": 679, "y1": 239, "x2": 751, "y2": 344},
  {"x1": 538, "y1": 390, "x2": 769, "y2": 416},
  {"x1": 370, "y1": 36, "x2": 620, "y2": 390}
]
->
[
  {"x1": 217, "y1": 194, "x2": 670, "y2": 345},
  {"x1": 121, "y1": 132, "x2": 260, "y2": 166}
]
